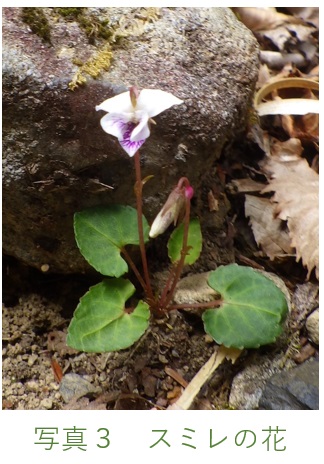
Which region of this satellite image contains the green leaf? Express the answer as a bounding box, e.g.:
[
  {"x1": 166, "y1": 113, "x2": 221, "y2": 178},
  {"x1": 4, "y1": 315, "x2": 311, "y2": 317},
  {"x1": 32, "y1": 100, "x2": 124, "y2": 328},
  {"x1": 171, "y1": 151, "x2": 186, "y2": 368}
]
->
[
  {"x1": 67, "y1": 278, "x2": 150, "y2": 352},
  {"x1": 202, "y1": 264, "x2": 289, "y2": 349},
  {"x1": 167, "y1": 218, "x2": 202, "y2": 265},
  {"x1": 74, "y1": 205, "x2": 149, "y2": 277}
]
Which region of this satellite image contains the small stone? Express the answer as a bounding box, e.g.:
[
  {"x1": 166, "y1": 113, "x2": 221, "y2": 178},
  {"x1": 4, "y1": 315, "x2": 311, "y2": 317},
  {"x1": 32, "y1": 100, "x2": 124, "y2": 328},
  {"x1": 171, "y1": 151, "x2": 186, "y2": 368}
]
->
[
  {"x1": 25, "y1": 380, "x2": 39, "y2": 392},
  {"x1": 39, "y1": 398, "x2": 53, "y2": 410},
  {"x1": 59, "y1": 373, "x2": 101, "y2": 403},
  {"x1": 158, "y1": 354, "x2": 168, "y2": 364},
  {"x1": 27, "y1": 354, "x2": 38, "y2": 366},
  {"x1": 306, "y1": 309, "x2": 319, "y2": 345}
]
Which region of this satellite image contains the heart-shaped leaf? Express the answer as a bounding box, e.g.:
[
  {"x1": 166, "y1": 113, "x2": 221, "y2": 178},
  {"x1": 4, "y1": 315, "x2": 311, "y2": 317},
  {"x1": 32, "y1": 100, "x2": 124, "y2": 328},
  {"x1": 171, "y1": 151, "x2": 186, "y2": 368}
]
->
[
  {"x1": 202, "y1": 264, "x2": 289, "y2": 349},
  {"x1": 168, "y1": 218, "x2": 202, "y2": 265},
  {"x1": 74, "y1": 205, "x2": 149, "y2": 277},
  {"x1": 67, "y1": 278, "x2": 150, "y2": 352}
]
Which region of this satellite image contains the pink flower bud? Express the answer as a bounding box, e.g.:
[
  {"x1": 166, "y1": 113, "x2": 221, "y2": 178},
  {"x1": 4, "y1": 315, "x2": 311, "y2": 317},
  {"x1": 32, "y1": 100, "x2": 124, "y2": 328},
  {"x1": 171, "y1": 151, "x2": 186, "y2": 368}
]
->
[{"x1": 185, "y1": 185, "x2": 194, "y2": 200}]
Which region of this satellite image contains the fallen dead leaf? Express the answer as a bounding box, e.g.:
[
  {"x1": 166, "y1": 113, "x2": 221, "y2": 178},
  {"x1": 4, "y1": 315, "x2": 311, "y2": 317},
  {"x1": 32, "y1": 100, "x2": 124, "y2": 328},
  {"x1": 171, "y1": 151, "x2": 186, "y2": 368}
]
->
[
  {"x1": 262, "y1": 152, "x2": 319, "y2": 278},
  {"x1": 229, "y1": 178, "x2": 265, "y2": 194},
  {"x1": 284, "y1": 7, "x2": 319, "y2": 28},
  {"x1": 267, "y1": 136, "x2": 304, "y2": 159},
  {"x1": 245, "y1": 195, "x2": 294, "y2": 260},
  {"x1": 233, "y1": 7, "x2": 303, "y2": 32},
  {"x1": 254, "y1": 77, "x2": 319, "y2": 117},
  {"x1": 260, "y1": 50, "x2": 307, "y2": 70},
  {"x1": 51, "y1": 358, "x2": 63, "y2": 383}
]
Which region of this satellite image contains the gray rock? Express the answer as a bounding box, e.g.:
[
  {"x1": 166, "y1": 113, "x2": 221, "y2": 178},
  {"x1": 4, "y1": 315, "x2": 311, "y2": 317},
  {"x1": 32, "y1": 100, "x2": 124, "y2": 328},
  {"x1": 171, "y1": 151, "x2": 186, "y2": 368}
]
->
[
  {"x1": 229, "y1": 353, "x2": 295, "y2": 410},
  {"x1": 3, "y1": 7, "x2": 259, "y2": 273},
  {"x1": 259, "y1": 358, "x2": 319, "y2": 410},
  {"x1": 174, "y1": 272, "x2": 219, "y2": 305}
]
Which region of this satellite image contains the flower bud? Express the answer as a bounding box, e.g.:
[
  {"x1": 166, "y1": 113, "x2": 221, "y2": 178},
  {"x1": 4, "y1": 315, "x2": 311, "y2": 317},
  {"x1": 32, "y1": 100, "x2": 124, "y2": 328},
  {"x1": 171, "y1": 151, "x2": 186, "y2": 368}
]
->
[{"x1": 149, "y1": 181, "x2": 193, "y2": 238}]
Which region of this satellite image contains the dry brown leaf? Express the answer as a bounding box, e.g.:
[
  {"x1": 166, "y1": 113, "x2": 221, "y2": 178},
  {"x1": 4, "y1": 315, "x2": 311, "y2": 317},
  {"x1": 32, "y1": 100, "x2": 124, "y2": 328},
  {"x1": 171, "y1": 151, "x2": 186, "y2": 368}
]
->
[
  {"x1": 268, "y1": 136, "x2": 304, "y2": 158},
  {"x1": 281, "y1": 111, "x2": 319, "y2": 142},
  {"x1": 245, "y1": 195, "x2": 294, "y2": 260},
  {"x1": 260, "y1": 50, "x2": 307, "y2": 70},
  {"x1": 262, "y1": 154, "x2": 318, "y2": 278},
  {"x1": 257, "y1": 63, "x2": 272, "y2": 88},
  {"x1": 284, "y1": 7, "x2": 319, "y2": 28},
  {"x1": 254, "y1": 77, "x2": 319, "y2": 117},
  {"x1": 233, "y1": 7, "x2": 303, "y2": 32},
  {"x1": 230, "y1": 178, "x2": 265, "y2": 194}
]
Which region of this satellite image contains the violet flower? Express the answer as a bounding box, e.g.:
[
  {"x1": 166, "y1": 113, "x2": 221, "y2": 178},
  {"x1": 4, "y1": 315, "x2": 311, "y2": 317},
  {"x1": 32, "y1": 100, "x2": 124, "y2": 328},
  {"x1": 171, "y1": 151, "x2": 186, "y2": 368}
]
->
[{"x1": 96, "y1": 86, "x2": 183, "y2": 157}]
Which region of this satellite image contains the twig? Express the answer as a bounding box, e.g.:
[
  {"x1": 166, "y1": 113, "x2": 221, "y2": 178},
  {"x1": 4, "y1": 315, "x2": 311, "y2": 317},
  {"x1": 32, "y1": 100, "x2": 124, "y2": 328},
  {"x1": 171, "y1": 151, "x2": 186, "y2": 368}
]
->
[{"x1": 167, "y1": 345, "x2": 242, "y2": 410}]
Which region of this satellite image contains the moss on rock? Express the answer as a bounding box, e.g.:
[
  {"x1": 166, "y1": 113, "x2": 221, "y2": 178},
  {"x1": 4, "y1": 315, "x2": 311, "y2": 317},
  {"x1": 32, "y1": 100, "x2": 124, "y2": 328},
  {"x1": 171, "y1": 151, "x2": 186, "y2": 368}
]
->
[
  {"x1": 69, "y1": 44, "x2": 113, "y2": 91},
  {"x1": 21, "y1": 7, "x2": 51, "y2": 44},
  {"x1": 55, "y1": 7, "x2": 113, "y2": 45}
]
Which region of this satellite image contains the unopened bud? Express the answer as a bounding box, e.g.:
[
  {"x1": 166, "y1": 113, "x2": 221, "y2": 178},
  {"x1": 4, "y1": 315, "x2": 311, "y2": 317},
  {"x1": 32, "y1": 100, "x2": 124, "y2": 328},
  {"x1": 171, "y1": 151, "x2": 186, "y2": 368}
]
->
[{"x1": 149, "y1": 181, "x2": 193, "y2": 238}]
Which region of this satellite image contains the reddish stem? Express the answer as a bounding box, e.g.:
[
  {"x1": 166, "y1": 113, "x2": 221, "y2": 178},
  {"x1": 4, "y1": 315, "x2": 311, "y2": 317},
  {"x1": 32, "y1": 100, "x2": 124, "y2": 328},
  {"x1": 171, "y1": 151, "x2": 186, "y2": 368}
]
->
[
  {"x1": 158, "y1": 265, "x2": 177, "y2": 310},
  {"x1": 159, "y1": 184, "x2": 191, "y2": 310},
  {"x1": 168, "y1": 298, "x2": 222, "y2": 311},
  {"x1": 133, "y1": 151, "x2": 154, "y2": 301}
]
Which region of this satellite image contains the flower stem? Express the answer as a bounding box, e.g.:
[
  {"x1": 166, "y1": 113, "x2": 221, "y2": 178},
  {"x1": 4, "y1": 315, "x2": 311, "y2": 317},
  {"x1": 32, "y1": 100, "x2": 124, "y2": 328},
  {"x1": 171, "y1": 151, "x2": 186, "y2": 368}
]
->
[
  {"x1": 134, "y1": 151, "x2": 154, "y2": 301},
  {"x1": 159, "y1": 192, "x2": 191, "y2": 310},
  {"x1": 167, "y1": 298, "x2": 222, "y2": 311}
]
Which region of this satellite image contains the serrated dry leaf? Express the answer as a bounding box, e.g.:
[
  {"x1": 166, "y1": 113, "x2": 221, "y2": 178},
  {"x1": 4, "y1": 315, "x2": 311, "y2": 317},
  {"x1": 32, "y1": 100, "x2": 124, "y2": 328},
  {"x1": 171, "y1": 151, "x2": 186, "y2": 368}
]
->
[
  {"x1": 262, "y1": 154, "x2": 318, "y2": 278},
  {"x1": 245, "y1": 195, "x2": 294, "y2": 260}
]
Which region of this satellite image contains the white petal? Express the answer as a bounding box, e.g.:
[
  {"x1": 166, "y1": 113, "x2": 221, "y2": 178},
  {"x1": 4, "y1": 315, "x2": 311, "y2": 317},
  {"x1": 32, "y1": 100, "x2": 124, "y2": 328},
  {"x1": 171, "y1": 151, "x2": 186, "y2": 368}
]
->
[
  {"x1": 96, "y1": 91, "x2": 133, "y2": 114},
  {"x1": 136, "y1": 89, "x2": 183, "y2": 118},
  {"x1": 120, "y1": 138, "x2": 145, "y2": 157},
  {"x1": 130, "y1": 113, "x2": 150, "y2": 141},
  {"x1": 149, "y1": 210, "x2": 173, "y2": 238},
  {"x1": 109, "y1": 120, "x2": 145, "y2": 157},
  {"x1": 100, "y1": 113, "x2": 132, "y2": 139}
]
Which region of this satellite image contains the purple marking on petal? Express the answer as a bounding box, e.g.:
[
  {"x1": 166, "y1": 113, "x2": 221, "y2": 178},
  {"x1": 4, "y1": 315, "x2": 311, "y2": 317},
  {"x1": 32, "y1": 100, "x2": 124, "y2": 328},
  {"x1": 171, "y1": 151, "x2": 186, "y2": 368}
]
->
[{"x1": 119, "y1": 121, "x2": 146, "y2": 157}]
